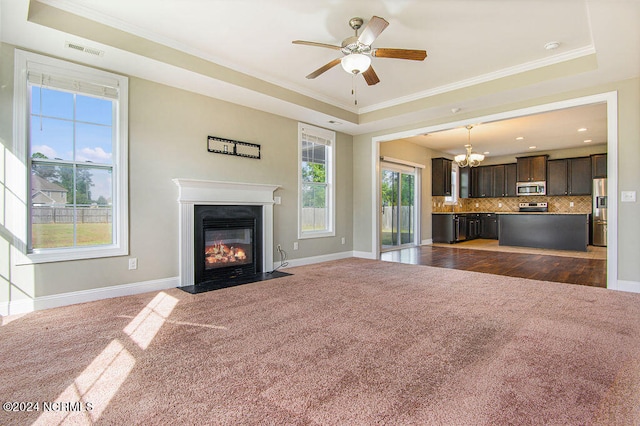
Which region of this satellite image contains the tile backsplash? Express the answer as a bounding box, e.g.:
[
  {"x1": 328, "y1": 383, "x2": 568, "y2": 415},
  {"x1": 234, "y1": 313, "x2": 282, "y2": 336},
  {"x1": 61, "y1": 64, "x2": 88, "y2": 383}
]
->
[{"x1": 432, "y1": 195, "x2": 592, "y2": 213}]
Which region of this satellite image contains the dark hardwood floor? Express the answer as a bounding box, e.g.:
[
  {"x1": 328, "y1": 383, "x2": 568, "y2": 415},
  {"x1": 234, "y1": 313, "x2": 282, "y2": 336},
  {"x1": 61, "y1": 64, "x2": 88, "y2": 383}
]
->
[{"x1": 382, "y1": 245, "x2": 607, "y2": 288}]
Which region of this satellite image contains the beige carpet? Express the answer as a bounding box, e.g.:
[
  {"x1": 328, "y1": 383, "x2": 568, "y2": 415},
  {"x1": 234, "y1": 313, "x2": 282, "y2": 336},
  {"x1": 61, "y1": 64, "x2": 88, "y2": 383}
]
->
[
  {"x1": 1, "y1": 258, "x2": 639, "y2": 425},
  {"x1": 433, "y1": 239, "x2": 607, "y2": 260}
]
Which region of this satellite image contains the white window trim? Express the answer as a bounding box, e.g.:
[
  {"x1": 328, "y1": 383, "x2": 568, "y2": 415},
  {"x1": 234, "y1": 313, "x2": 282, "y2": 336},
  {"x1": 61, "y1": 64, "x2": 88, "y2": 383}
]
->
[
  {"x1": 13, "y1": 49, "x2": 129, "y2": 264},
  {"x1": 297, "y1": 122, "x2": 336, "y2": 239}
]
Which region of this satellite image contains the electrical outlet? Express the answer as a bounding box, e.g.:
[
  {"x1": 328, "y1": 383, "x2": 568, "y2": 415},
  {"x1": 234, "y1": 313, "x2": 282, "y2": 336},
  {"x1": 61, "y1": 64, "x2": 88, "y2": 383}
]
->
[
  {"x1": 293, "y1": 242, "x2": 299, "y2": 250},
  {"x1": 128, "y1": 258, "x2": 137, "y2": 270},
  {"x1": 498, "y1": 202, "x2": 502, "y2": 208},
  {"x1": 274, "y1": 196, "x2": 281, "y2": 205},
  {"x1": 570, "y1": 201, "x2": 574, "y2": 207},
  {"x1": 341, "y1": 237, "x2": 346, "y2": 245}
]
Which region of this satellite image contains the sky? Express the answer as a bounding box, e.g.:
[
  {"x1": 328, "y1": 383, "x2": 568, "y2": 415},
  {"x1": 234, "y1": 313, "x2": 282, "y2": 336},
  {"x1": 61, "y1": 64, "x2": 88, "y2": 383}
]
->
[{"x1": 30, "y1": 86, "x2": 114, "y2": 200}]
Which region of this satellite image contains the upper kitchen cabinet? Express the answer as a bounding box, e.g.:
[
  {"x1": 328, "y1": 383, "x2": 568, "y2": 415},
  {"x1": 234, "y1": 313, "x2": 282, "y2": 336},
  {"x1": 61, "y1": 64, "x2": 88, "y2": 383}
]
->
[
  {"x1": 591, "y1": 154, "x2": 607, "y2": 178},
  {"x1": 505, "y1": 164, "x2": 518, "y2": 197},
  {"x1": 475, "y1": 165, "x2": 506, "y2": 198},
  {"x1": 547, "y1": 157, "x2": 592, "y2": 196},
  {"x1": 464, "y1": 163, "x2": 516, "y2": 198},
  {"x1": 517, "y1": 155, "x2": 548, "y2": 182},
  {"x1": 432, "y1": 157, "x2": 452, "y2": 196},
  {"x1": 471, "y1": 166, "x2": 492, "y2": 198}
]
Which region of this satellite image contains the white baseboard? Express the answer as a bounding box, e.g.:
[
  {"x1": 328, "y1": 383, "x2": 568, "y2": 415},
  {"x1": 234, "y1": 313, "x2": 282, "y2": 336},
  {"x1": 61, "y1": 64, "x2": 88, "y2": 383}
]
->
[
  {"x1": 421, "y1": 239, "x2": 433, "y2": 245},
  {"x1": 611, "y1": 279, "x2": 640, "y2": 293},
  {"x1": 352, "y1": 250, "x2": 377, "y2": 260},
  {"x1": 274, "y1": 250, "x2": 355, "y2": 270},
  {"x1": 3, "y1": 276, "x2": 180, "y2": 316}
]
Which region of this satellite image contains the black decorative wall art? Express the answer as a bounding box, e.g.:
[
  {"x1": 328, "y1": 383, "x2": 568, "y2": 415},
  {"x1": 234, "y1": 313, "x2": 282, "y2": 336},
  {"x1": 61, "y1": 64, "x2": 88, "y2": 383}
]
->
[{"x1": 207, "y1": 136, "x2": 261, "y2": 159}]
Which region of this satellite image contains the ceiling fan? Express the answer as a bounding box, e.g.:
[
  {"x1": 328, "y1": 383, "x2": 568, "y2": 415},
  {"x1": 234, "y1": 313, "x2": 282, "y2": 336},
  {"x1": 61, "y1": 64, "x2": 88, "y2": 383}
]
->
[{"x1": 292, "y1": 16, "x2": 427, "y2": 86}]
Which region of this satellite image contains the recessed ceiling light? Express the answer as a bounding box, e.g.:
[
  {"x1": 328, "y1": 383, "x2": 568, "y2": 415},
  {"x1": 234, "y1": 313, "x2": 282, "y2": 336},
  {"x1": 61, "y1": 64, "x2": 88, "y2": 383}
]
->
[
  {"x1": 544, "y1": 41, "x2": 561, "y2": 50},
  {"x1": 529, "y1": 146, "x2": 537, "y2": 149},
  {"x1": 584, "y1": 139, "x2": 592, "y2": 143},
  {"x1": 483, "y1": 151, "x2": 490, "y2": 155},
  {"x1": 578, "y1": 127, "x2": 587, "y2": 132},
  {"x1": 515, "y1": 136, "x2": 524, "y2": 141}
]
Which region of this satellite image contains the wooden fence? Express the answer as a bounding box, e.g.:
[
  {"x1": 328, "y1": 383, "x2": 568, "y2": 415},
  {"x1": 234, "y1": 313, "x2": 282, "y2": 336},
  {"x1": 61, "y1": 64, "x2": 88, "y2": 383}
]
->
[{"x1": 32, "y1": 206, "x2": 112, "y2": 224}]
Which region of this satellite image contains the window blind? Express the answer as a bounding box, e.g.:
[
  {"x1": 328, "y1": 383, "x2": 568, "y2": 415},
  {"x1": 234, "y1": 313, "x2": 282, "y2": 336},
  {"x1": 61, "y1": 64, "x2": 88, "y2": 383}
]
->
[{"x1": 27, "y1": 67, "x2": 120, "y2": 99}]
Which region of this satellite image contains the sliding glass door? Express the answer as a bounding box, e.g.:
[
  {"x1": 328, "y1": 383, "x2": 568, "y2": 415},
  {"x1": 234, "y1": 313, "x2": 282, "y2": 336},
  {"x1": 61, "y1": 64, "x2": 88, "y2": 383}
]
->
[{"x1": 381, "y1": 162, "x2": 418, "y2": 250}]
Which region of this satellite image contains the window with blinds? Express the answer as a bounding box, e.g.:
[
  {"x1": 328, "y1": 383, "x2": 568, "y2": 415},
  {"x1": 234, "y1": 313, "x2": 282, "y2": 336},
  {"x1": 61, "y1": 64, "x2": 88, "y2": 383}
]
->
[
  {"x1": 298, "y1": 123, "x2": 336, "y2": 239},
  {"x1": 14, "y1": 49, "x2": 129, "y2": 262}
]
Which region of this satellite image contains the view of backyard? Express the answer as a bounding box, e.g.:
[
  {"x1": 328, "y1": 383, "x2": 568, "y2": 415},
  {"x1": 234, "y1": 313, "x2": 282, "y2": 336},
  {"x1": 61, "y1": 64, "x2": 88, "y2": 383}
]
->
[{"x1": 32, "y1": 222, "x2": 112, "y2": 248}]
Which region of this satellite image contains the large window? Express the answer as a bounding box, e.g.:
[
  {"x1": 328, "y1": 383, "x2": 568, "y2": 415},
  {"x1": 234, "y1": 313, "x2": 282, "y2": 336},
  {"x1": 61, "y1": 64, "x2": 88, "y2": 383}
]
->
[
  {"x1": 298, "y1": 123, "x2": 335, "y2": 239},
  {"x1": 14, "y1": 50, "x2": 128, "y2": 263}
]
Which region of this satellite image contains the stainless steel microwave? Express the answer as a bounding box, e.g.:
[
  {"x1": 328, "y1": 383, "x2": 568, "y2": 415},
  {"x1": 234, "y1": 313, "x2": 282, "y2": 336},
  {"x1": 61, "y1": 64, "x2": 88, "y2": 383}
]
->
[{"x1": 516, "y1": 181, "x2": 546, "y2": 196}]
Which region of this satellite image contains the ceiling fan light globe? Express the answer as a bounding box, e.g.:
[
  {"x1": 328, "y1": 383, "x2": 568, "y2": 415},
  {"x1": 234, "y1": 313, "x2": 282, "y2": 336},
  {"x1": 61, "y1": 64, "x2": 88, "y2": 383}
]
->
[{"x1": 341, "y1": 53, "x2": 371, "y2": 74}]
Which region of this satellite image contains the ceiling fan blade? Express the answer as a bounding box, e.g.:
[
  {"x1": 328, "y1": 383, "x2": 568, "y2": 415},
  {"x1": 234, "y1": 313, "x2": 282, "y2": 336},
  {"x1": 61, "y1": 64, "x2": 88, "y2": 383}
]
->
[
  {"x1": 372, "y1": 48, "x2": 427, "y2": 61},
  {"x1": 362, "y1": 66, "x2": 380, "y2": 86},
  {"x1": 306, "y1": 58, "x2": 342, "y2": 79},
  {"x1": 357, "y1": 16, "x2": 389, "y2": 46},
  {"x1": 292, "y1": 40, "x2": 342, "y2": 51}
]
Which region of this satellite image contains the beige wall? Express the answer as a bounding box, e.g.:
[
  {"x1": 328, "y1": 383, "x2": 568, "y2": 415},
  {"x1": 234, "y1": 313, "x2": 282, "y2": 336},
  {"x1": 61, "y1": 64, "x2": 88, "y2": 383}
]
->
[
  {"x1": 379, "y1": 140, "x2": 442, "y2": 242},
  {"x1": 354, "y1": 77, "x2": 640, "y2": 283},
  {"x1": 0, "y1": 44, "x2": 353, "y2": 303}
]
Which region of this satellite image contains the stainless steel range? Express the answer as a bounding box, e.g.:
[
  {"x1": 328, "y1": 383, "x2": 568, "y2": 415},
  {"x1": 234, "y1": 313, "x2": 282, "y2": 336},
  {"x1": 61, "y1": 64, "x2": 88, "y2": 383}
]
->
[{"x1": 518, "y1": 202, "x2": 548, "y2": 212}]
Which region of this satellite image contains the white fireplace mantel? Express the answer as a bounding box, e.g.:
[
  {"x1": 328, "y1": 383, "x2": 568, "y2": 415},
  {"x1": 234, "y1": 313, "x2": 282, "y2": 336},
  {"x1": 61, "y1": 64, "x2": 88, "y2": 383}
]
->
[{"x1": 173, "y1": 178, "x2": 280, "y2": 286}]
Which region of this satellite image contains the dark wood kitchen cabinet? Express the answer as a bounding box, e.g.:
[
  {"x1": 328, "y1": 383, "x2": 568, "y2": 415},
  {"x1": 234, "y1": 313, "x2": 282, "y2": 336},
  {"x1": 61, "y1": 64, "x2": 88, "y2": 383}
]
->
[
  {"x1": 474, "y1": 165, "x2": 507, "y2": 198},
  {"x1": 505, "y1": 163, "x2": 517, "y2": 197},
  {"x1": 492, "y1": 165, "x2": 506, "y2": 197},
  {"x1": 466, "y1": 163, "x2": 516, "y2": 198},
  {"x1": 467, "y1": 213, "x2": 480, "y2": 239},
  {"x1": 480, "y1": 213, "x2": 498, "y2": 239},
  {"x1": 432, "y1": 157, "x2": 452, "y2": 196},
  {"x1": 473, "y1": 166, "x2": 493, "y2": 198},
  {"x1": 591, "y1": 154, "x2": 607, "y2": 178},
  {"x1": 547, "y1": 157, "x2": 592, "y2": 196},
  {"x1": 517, "y1": 155, "x2": 547, "y2": 182},
  {"x1": 547, "y1": 159, "x2": 568, "y2": 195}
]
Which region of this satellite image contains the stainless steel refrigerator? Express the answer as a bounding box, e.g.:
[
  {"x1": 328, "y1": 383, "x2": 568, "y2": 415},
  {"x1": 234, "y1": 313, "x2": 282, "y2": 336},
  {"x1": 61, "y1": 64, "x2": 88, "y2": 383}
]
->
[{"x1": 592, "y1": 178, "x2": 607, "y2": 246}]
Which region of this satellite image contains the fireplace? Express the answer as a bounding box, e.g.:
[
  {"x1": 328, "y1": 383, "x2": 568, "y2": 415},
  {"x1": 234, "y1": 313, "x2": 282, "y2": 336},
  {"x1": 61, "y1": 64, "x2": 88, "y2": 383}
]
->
[
  {"x1": 194, "y1": 205, "x2": 263, "y2": 286},
  {"x1": 173, "y1": 179, "x2": 280, "y2": 291}
]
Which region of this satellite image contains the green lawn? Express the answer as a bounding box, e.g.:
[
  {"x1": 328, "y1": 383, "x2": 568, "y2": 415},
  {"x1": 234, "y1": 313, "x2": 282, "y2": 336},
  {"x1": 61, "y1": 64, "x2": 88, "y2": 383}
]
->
[
  {"x1": 381, "y1": 231, "x2": 414, "y2": 246},
  {"x1": 32, "y1": 223, "x2": 112, "y2": 248}
]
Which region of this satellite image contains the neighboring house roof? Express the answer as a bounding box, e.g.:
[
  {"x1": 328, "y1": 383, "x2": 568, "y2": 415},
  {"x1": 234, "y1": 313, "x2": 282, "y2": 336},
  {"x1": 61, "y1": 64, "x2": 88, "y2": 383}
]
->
[
  {"x1": 32, "y1": 191, "x2": 57, "y2": 204},
  {"x1": 31, "y1": 174, "x2": 67, "y2": 194}
]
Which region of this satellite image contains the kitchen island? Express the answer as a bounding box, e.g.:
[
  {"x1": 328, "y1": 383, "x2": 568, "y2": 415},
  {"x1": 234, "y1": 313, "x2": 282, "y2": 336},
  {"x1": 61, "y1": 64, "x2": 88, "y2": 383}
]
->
[{"x1": 498, "y1": 213, "x2": 590, "y2": 251}]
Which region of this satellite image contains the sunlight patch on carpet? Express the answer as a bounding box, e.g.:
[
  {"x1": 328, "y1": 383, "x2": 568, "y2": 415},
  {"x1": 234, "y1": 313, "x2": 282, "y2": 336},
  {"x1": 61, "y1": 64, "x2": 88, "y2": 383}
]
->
[
  {"x1": 33, "y1": 339, "x2": 135, "y2": 425},
  {"x1": 123, "y1": 291, "x2": 178, "y2": 350}
]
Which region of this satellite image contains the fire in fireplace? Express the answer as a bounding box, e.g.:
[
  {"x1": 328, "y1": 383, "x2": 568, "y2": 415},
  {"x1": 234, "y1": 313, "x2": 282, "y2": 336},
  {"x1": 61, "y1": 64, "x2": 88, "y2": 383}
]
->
[
  {"x1": 204, "y1": 222, "x2": 252, "y2": 270},
  {"x1": 194, "y1": 205, "x2": 263, "y2": 286}
]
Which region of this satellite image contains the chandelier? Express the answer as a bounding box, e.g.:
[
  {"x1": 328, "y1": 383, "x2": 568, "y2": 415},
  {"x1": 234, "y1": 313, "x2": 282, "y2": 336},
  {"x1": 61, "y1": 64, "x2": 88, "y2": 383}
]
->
[{"x1": 454, "y1": 125, "x2": 485, "y2": 168}]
